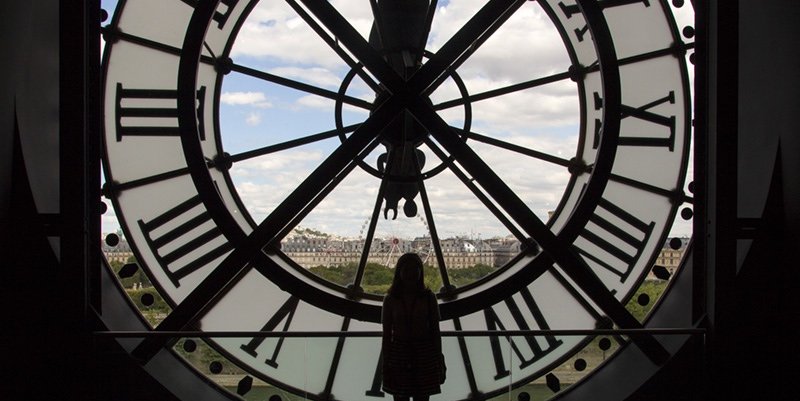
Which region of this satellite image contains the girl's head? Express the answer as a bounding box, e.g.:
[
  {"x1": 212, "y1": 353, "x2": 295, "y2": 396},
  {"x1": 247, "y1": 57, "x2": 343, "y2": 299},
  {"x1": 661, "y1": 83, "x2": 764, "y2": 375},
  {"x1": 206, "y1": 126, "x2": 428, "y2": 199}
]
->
[{"x1": 390, "y1": 253, "x2": 425, "y2": 295}]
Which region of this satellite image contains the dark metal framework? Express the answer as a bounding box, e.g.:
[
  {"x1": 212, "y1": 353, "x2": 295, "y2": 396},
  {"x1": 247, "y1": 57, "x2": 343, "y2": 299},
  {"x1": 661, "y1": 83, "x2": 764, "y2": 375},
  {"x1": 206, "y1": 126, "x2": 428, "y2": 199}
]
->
[
  {"x1": 11, "y1": 0, "x2": 800, "y2": 400},
  {"x1": 104, "y1": 0, "x2": 688, "y2": 374},
  {"x1": 101, "y1": 0, "x2": 692, "y2": 303},
  {"x1": 93, "y1": 1, "x2": 697, "y2": 400}
]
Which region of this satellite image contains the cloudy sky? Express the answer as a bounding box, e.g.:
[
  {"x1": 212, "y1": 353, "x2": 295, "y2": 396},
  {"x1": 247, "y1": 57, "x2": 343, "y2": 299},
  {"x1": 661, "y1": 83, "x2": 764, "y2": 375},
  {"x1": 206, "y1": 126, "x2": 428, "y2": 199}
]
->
[{"x1": 101, "y1": 0, "x2": 694, "y2": 241}]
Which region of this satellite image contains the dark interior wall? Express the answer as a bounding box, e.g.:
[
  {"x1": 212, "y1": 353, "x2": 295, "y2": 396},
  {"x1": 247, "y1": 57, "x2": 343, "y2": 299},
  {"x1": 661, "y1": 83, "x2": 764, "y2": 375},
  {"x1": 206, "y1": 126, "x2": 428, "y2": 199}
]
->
[
  {"x1": 0, "y1": 1, "x2": 62, "y2": 220},
  {"x1": 737, "y1": 0, "x2": 800, "y2": 230},
  {"x1": 726, "y1": 1, "x2": 800, "y2": 399},
  {"x1": 0, "y1": 2, "x2": 178, "y2": 400},
  {"x1": 1, "y1": 1, "x2": 65, "y2": 400},
  {"x1": 2, "y1": 1, "x2": 798, "y2": 400}
]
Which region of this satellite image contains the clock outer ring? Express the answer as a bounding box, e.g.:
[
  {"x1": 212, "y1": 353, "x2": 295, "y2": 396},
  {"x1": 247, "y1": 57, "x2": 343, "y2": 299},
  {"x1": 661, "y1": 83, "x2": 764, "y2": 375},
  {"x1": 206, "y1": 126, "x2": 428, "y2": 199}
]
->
[{"x1": 175, "y1": 0, "x2": 622, "y2": 323}]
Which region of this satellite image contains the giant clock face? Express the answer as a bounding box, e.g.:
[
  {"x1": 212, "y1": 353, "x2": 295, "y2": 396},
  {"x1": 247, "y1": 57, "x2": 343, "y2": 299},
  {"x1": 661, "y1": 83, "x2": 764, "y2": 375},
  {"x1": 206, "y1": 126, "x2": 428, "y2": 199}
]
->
[{"x1": 102, "y1": 0, "x2": 692, "y2": 400}]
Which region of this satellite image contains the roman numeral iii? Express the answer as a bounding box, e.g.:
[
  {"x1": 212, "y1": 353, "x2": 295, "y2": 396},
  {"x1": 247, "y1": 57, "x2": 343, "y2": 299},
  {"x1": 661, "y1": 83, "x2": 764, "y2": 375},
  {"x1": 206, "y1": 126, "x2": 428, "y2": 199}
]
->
[{"x1": 115, "y1": 83, "x2": 207, "y2": 141}]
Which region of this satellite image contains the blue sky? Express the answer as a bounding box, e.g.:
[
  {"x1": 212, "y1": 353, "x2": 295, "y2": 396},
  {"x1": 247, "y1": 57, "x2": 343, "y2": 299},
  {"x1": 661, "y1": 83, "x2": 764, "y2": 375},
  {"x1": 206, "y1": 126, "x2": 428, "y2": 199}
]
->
[{"x1": 101, "y1": 0, "x2": 694, "y2": 240}]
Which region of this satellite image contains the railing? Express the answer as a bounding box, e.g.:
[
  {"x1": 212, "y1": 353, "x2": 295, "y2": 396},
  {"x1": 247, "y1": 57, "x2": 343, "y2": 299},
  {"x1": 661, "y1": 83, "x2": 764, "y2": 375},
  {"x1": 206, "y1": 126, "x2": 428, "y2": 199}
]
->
[
  {"x1": 96, "y1": 328, "x2": 705, "y2": 338},
  {"x1": 94, "y1": 328, "x2": 705, "y2": 401}
]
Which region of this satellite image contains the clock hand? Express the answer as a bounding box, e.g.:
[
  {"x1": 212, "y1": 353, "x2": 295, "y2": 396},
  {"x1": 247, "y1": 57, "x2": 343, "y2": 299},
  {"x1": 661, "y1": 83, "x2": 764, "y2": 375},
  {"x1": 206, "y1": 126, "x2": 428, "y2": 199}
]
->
[
  {"x1": 283, "y1": 0, "x2": 383, "y2": 93},
  {"x1": 297, "y1": 0, "x2": 404, "y2": 93},
  {"x1": 368, "y1": 0, "x2": 430, "y2": 76},
  {"x1": 414, "y1": 0, "x2": 439, "y2": 66},
  {"x1": 300, "y1": 0, "x2": 525, "y2": 98},
  {"x1": 408, "y1": 0, "x2": 526, "y2": 97}
]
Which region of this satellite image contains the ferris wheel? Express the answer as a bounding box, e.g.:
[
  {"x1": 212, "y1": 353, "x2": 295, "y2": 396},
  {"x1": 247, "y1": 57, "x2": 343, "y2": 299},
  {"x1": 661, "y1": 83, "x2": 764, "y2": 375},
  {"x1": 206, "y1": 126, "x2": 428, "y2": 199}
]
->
[{"x1": 356, "y1": 214, "x2": 434, "y2": 267}]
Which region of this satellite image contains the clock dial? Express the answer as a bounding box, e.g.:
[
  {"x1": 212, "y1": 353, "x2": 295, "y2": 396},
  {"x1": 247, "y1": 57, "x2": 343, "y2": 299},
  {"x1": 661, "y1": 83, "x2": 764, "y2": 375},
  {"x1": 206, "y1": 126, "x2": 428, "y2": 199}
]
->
[{"x1": 102, "y1": 0, "x2": 692, "y2": 399}]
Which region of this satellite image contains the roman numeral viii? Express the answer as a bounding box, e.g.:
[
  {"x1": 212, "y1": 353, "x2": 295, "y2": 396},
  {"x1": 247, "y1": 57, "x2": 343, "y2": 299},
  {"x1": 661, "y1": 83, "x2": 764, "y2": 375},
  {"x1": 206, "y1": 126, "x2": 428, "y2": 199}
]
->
[
  {"x1": 138, "y1": 195, "x2": 233, "y2": 287},
  {"x1": 558, "y1": 0, "x2": 651, "y2": 42},
  {"x1": 593, "y1": 91, "x2": 677, "y2": 151},
  {"x1": 180, "y1": 0, "x2": 239, "y2": 29},
  {"x1": 573, "y1": 197, "x2": 655, "y2": 282},
  {"x1": 115, "y1": 83, "x2": 207, "y2": 141},
  {"x1": 484, "y1": 287, "x2": 563, "y2": 379}
]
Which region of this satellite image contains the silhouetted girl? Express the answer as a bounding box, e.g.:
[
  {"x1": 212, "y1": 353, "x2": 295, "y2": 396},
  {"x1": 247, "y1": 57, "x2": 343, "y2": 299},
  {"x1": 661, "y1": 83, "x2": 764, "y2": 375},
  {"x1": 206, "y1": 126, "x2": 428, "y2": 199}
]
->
[{"x1": 382, "y1": 253, "x2": 445, "y2": 401}]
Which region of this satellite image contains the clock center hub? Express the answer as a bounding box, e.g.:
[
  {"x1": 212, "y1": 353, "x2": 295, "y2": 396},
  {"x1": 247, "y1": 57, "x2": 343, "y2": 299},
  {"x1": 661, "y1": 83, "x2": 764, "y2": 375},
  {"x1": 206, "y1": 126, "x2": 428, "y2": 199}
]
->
[{"x1": 374, "y1": 90, "x2": 432, "y2": 148}]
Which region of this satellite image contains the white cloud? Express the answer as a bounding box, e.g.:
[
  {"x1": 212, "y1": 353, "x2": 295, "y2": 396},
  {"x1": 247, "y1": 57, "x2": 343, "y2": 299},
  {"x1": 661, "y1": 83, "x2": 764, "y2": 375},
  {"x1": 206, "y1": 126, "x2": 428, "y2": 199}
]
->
[
  {"x1": 230, "y1": 1, "x2": 372, "y2": 68},
  {"x1": 245, "y1": 112, "x2": 262, "y2": 126},
  {"x1": 221, "y1": 91, "x2": 273, "y2": 108},
  {"x1": 231, "y1": 149, "x2": 325, "y2": 176},
  {"x1": 268, "y1": 66, "x2": 341, "y2": 89},
  {"x1": 213, "y1": 0, "x2": 693, "y2": 240},
  {"x1": 295, "y1": 95, "x2": 334, "y2": 111}
]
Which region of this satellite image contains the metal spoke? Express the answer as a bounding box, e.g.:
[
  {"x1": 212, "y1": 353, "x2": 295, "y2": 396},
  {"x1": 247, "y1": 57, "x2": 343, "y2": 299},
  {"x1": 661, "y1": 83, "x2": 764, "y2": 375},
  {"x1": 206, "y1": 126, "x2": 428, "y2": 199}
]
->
[
  {"x1": 230, "y1": 63, "x2": 372, "y2": 110},
  {"x1": 434, "y1": 70, "x2": 573, "y2": 110},
  {"x1": 456, "y1": 127, "x2": 576, "y2": 168},
  {"x1": 104, "y1": 124, "x2": 360, "y2": 194},
  {"x1": 132, "y1": 129, "x2": 383, "y2": 361},
  {"x1": 103, "y1": 167, "x2": 192, "y2": 195},
  {"x1": 232, "y1": 99, "x2": 400, "y2": 250},
  {"x1": 433, "y1": 42, "x2": 695, "y2": 111},
  {"x1": 423, "y1": 139, "x2": 527, "y2": 242},
  {"x1": 351, "y1": 173, "x2": 390, "y2": 294},
  {"x1": 227, "y1": 124, "x2": 360, "y2": 164},
  {"x1": 413, "y1": 163, "x2": 453, "y2": 293},
  {"x1": 271, "y1": 139, "x2": 383, "y2": 245}
]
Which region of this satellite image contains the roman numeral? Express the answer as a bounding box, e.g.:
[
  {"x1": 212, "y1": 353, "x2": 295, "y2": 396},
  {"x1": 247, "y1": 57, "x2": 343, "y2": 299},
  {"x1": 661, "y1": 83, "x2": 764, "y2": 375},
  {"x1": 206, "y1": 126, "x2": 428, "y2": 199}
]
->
[
  {"x1": 593, "y1": 91, "x2": 677, "y2": 151},
  {"x1": 364, "y1": 351, "x2": 385, "y2": 398},
  {"x1": 240, "y1": 296, "x2": 300, "y2": 368},
  {"x1": 115, "y1": 83, "x2": 206, "y2": 141},
  {"x1": 321, "y1": 318, "x2": 351, "y2": 399},
  {"x1": 558, "y1": 0, "x2": 651, "y2": 42},
  {"x1": 483, "y1": 288, "x2": 563, "y2": 379},
  {"x1": 453, "y1": 318, "x2": 480, "y2": 396},
  {"x1": 573, "y1": 197, "x2": 655, "y2": 282},
  {"x1": 138, "y1": 195, "x2": 233, "y2": 287},
  {"x1": 180, "y1": 0, "x2": 239, "y2": 29}
]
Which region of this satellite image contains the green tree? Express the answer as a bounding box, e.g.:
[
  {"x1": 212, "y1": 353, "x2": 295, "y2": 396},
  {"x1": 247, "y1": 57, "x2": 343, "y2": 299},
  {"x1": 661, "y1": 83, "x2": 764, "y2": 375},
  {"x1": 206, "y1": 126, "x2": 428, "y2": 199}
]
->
[
  {"x1": 423, "y1": 264, "x2": 443, "y2": 292},
  {"x1": 448, "y1": 263, "x2": 496, "y2": 287},
  {"x1": 625, "y1": 280, "x2": 667, "y2": 321}
]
